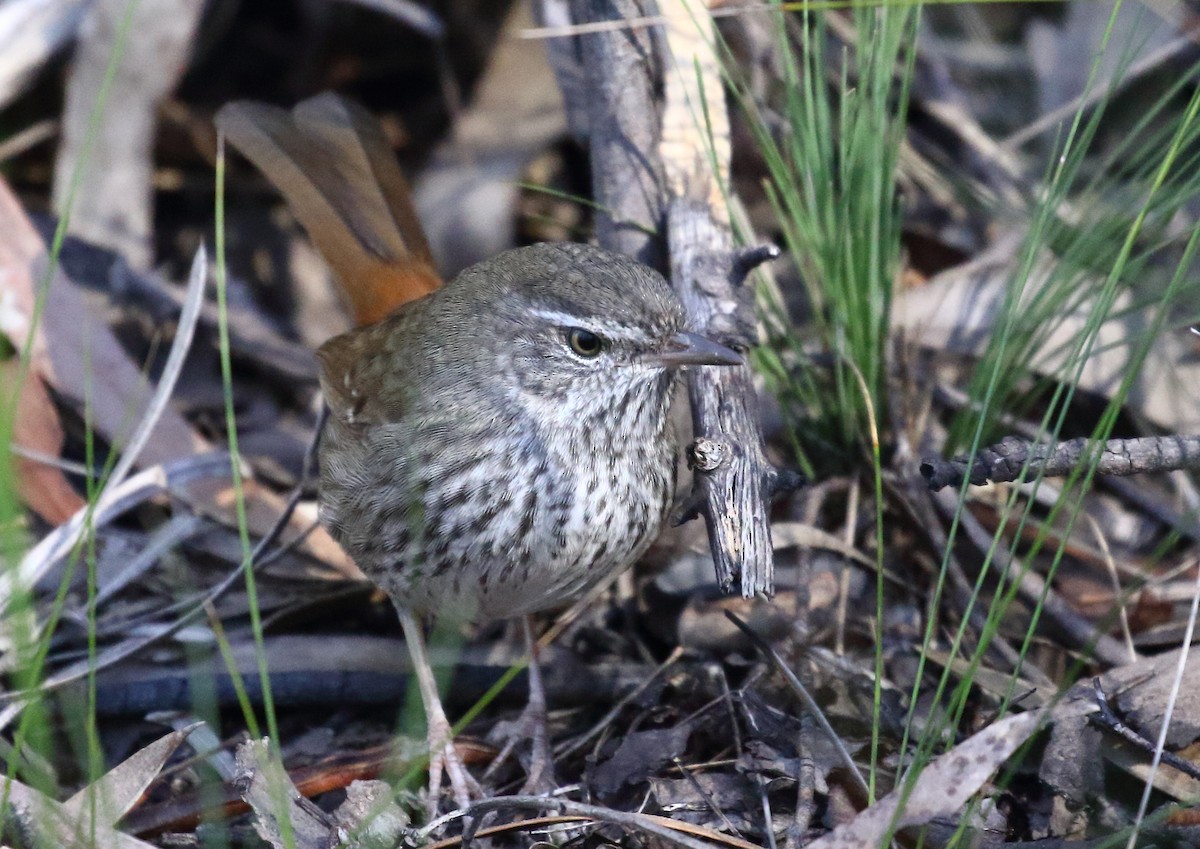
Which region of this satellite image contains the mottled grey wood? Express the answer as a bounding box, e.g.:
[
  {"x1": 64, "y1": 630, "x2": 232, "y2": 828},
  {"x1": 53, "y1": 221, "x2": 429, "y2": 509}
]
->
[
  {"x1": 567, "y1": 0, "x2": 665, "y2": 268},
  {"x1": 668, "y1": 202, "x2": 787, "y2": 596},
  {"x1": 558, "y1": 3, "x2": 793, "y2": 596},
  {"x1": 922, "y1": 435, "x2": 1200, "y2": 491}
]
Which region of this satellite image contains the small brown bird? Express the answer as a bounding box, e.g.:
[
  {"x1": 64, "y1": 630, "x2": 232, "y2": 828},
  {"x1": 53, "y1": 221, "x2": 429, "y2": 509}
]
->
[{"x1": 217, "y1": 95, "x2": 742, "y2": 810}]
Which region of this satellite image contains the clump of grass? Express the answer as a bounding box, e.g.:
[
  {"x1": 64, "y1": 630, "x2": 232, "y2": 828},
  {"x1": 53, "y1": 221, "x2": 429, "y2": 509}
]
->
[
  {"x1": 736, "y1": 4, "x2": 917, "y2": 477},
  {"x1": 731, "y1": 3, "x2": 1200, "y2": 843}
]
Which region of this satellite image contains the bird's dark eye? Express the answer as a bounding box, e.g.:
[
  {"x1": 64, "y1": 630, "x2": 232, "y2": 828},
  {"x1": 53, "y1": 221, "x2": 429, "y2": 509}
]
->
[{"x1": 565, "y1": 327, "x2": 604, "y2": 358}]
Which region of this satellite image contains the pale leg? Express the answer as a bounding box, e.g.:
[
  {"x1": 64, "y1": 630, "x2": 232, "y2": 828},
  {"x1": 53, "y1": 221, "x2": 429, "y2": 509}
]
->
[
  {"x1": 484, "y1": 616, "x2": 556, "y2": 793},
  {"x1": 397, "y1": 606, "x2": 481, "y2": 813},
  {"x1": 520, "y1": 616, "x2": 554, "y2": 793}
]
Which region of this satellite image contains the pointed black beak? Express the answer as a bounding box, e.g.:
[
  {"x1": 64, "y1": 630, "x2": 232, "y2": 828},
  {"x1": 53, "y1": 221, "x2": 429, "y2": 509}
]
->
[{"x1": 643, "y1": 331, "x2": 743, "y2": 368}]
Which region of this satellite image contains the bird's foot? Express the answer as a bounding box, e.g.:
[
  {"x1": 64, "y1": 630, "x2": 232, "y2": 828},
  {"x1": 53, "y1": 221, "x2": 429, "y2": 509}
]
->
[
  {"x1": 425, "y1": 717, "x2": 484, "y2": 818},
  {"x1": 484, "y1": 697, "x2": 557, "y2": 795}
]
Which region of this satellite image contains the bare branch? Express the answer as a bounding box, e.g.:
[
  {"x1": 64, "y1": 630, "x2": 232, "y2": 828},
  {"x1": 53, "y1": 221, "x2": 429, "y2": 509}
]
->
[
  {"x1": 556, "y1": 0, "x2": 793, "y2": 596},
  {"x1": 922, "y1": 435, "x2": 1200, "y2": 491},
  {"x1": 566, "y1": 0, "x2": 666, "y2": 267}
]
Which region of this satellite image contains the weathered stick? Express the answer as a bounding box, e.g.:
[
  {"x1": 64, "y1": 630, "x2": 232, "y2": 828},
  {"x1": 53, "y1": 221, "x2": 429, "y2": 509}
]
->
[
  {"x1": 921, "y1": 434, "x2": 1200, "y2": 491},
  {"x1": 565, "y1": 0, "x2": 665, "y2": 268},
  {"x1": 560, "y1": 0, "x2": 793, "y2": 596}
]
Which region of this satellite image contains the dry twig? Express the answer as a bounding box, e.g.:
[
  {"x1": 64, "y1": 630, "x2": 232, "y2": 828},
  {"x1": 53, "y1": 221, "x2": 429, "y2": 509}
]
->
[
  {"x1": 560, "y1": 0, "x2": 794, "y2": 597},
  {"x1": 922, "y1": 435, "x2": 1200, "y2": 491}
]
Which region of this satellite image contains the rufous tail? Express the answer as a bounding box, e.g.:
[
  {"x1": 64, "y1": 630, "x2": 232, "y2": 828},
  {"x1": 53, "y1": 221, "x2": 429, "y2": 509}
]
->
[{"x1": 216, "y1": 93, "x2": 442, "y2": 326}]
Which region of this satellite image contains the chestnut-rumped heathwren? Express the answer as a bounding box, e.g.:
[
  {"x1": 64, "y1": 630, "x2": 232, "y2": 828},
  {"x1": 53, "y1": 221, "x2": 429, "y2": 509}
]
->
[{"x1": 317, "y1": 241, "x2": 741, "y2": 809}]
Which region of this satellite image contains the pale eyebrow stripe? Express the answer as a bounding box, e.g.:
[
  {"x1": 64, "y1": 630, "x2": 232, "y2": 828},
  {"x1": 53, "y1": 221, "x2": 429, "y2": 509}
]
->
[
  {"x1": 528, "y1": 308, "x2": 590, "y2": 326},
  {"x1": 527, "y1": 308, "x2": 656, "y2": 345}
]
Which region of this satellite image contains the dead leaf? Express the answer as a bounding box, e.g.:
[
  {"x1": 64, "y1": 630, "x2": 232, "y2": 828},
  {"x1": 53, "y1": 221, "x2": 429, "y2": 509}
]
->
[
  {"x1": 806, "y1": 710, "x2": 1045, "y2": 848},
  {"x1": 1, "y1": 358, "x2": 85, "y2": 523},
  {"x1": 592, "y1": 725, "x2": 694, "y2": 799},
  {"x1": 234, "y1": 737, "x2": 336, "y2": 849},
  {"x1": 64, "y1": 725, "x2": 197, "y2": 825},
  {"x1": 0, "y1": 726, "x2": 194, "y2": 849},
  {"x1": 1127, "y1": 589, "x2": 1175, "y2": 634},
  {"x1": 0, "y1": 175, "x2": 202, "y2": 513},
  {"x1": 894, "y1": 229, "x2": 1200, "y2": 432}
]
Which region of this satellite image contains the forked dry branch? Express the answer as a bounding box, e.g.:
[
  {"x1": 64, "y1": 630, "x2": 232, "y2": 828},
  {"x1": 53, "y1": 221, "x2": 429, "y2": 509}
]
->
[{"x1": 559, "y1": 0, "x2": 794, "y2": 597}]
